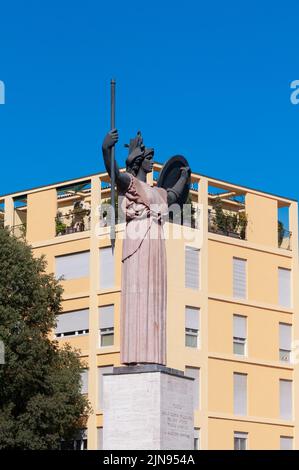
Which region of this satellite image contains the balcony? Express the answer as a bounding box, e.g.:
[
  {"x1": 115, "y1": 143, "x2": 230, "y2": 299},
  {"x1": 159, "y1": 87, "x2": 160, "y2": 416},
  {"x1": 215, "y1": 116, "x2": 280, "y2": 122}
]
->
[
  {"x1": 278, "y1": 226, "x2": 292, "y2": 250},
  {"x1": 55, "y1": 209, "x2": 91, "y2": 236},
  {"x1": 207, "y1": 186, "x2": 247, "y2": 240},
  {"x1": 208, "y1": 209, "x2": 246, "y2": 240}
]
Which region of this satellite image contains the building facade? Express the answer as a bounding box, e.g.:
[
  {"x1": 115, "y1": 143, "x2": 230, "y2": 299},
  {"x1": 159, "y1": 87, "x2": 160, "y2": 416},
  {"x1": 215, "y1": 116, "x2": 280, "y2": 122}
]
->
[{"x1": 0, "y1": 163, "x2": 298, "y2": 450}]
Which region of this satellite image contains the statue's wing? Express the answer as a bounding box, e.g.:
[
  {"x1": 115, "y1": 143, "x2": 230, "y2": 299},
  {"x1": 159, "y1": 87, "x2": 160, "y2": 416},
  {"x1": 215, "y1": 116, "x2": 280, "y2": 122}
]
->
[{"x1": 156, "y1": 155, "x2": 191, "y2": 206}]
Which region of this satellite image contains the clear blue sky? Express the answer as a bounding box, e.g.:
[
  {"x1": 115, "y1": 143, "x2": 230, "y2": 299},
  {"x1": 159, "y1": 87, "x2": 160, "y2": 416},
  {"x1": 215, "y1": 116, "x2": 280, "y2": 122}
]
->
[{"x1": 1, "y1": 0, "x2": 299, "y2": 204}]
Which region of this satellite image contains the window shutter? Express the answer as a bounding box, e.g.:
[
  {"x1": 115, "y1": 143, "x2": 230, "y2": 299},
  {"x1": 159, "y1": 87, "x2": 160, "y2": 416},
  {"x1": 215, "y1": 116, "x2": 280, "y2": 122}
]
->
[
  {"x1": 234, "y1": 373, "x2": 247, "y2": 415},
  {"x1": 185, "y1": 246, "x2": 199, "y2": 289},
  {"x1": 99, "y1": 305, "x2": 114, "y2": 329},
  {"x1": 98, "y1": 365, "x2": 114, "y2": 409},
  {"x1": 185, "y1": 307, "x2": 199, "y2": 330},
  {"x1": 185, "y1": 366, "x2": 200, "y2": 410},
  {"x1": 233, "y1": 258, "x2": 247, "y2": 299},
  {"x1": 55, "y1": 252, "x2": 90, "y2": 280},
  {"x1": 278, "y1": 268, "x2": 291, "y2": 308},
  {"x1": 233, "y1": 315, "x2": 246, "y2": 338},
  {"x1": 280, "y1": 380, "x2": 292, "y2": 420},
  {"x1": 280, "y1": 436, "x2": 293, "y2": 450},
  {"x1": 100, "y1": 247, "x2": 115, "y2": 289},
  {"x1": 279, "y1": 323, "x2": 291, "y2": 351},
  {"x1": 97, "y1": 428, "x2": 103, "y2": 450},
  {"x1": 80, "y1": 369, "x2": 88, "y2": 394},
  {"x1": 55, "y1": 309, "x2": 89, "y2": 334}
]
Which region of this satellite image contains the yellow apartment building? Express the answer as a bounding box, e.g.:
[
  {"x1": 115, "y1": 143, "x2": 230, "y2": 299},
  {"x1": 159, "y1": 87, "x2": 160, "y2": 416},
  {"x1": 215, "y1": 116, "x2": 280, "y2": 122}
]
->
[{"x1": 0, "y1": 163, "x2": 298, "y2": 450}]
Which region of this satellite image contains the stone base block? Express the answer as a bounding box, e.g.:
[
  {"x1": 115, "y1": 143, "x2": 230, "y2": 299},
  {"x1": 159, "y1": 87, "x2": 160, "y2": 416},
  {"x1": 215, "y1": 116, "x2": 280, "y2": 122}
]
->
[{"x1": 103, "y1": 365, "x2": 194, "y2": 450}]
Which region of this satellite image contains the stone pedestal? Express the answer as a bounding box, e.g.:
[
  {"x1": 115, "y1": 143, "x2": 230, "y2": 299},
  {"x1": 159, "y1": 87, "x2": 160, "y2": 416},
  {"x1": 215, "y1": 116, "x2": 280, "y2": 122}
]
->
[{"x1": 103, "y1": 365, "x2": 194, "y2": 450}]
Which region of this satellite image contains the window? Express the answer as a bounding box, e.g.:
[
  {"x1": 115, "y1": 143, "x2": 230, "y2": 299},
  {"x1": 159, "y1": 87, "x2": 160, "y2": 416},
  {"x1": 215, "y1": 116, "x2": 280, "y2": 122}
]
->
[
  {"x1": 80, "y1": 369, "x2": 88, "y2": 395},
  {"x1": 280, "y1": 436, "x2": 293, "y2": 450},
  {"x1": 97, "y1": 428, "x2": 103, "y2": 450},
  {"x1": 234, "y1": 373, "x2": 247, "y2": 416},
  {"x1": 185, "y1": 246, "x2": 200, "y2": 289},
  {"x1": 185, "y1": 307, "x2": 200, "y2": 348},
  {"x1": 233, "y1": 258, "x2": 247, "y2": 299},
  {"x1": 185, "y1": 366, "x2": 200, "y2": 410},
  {"x1": 99, "y1": 305, "x2": 114, "y2": 347},
  {"x1": 280, "y1": 379, "x2": 293, "y2": 420},
  {"x1": 194, "y1": 428, "x2": 200, "y2": 450},
  {"x1": 278, "y1": 268, "x2": 291, "y2": 308},
  {"x1": 55, "y1": 309, "x2": 89, "y2": 338},
  {"x1": 100, "y1": 247, "x2": 115, "y2": 289},
  {"x1": 61, "y1": 430, "x2": 87, "y2": 450},
  {"x1": 98, "y1": 365, "x2": 114, "y2": 409},
  {"x1": 55, "y1": 251, "x2": 90, "y2": 280},
  {"x1": 233, "y1": 315, "x2": 247, "y2": 356},
  {"x1": 234, "y1": 432, "x2": 247, "y2": 450},
  {"x1": 279, "y1": 323, "x2": 292, "y2": 362}
]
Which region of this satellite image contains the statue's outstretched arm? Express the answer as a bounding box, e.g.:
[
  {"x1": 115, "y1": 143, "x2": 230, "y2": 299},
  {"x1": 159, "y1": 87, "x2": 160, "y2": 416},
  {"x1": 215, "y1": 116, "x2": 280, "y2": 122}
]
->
[
  {"x1": 102, "y1": 129, "x2": 131, "y2": 193},
  {"x1": 167, "y1": 167, "x2": 190, "y2": 206}
]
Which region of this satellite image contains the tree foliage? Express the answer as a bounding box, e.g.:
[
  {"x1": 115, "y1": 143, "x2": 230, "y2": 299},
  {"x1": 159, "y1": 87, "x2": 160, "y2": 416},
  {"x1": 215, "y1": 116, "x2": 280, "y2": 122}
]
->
[{"x1": 0, "y1": 227, "x2": 91, "y2": 449}]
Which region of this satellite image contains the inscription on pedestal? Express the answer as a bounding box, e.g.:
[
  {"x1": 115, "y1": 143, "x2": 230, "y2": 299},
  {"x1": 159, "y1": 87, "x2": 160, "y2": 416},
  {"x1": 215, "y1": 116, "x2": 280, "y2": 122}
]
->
[{"x1": 103, "y1": 369, "x2": 194, "y2": 450}]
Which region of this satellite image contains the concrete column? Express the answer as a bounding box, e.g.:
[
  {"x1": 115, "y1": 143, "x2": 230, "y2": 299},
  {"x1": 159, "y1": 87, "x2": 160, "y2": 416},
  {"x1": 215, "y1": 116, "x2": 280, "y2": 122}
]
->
[
  {"x1": 87, "y1": 176, "x2": 101, "y2": 449},
  {"x1": 4, "y1": 196, "x2": 14, "y2": 227},
  {"x1": 290, "y1": 201, "x2": 299, "y2": 449},
  {"x1": 26, "y1": 189, "x2": 56, "y2": 243},
  {"x1": 147, "y1": 168, "x2": 154, "y2": 186},
  {"x1": 198, "y1": 176, "x2": 209, "y2": 450}
]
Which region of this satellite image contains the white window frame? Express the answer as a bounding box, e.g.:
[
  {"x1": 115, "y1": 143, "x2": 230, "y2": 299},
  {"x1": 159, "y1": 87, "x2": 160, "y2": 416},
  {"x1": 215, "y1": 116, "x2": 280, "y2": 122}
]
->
[
  {"x1": 55, "y1": 309, "x2": 89, "y2": 338},
  {"x1": 233, "y1": 315, "x2": 247, "y2": 357},
  {"x1": 56, "y1": 329, "x2": 89, "y2": 339},
  {"x1": 194, "y1": 428, "x2": 200, "y2": 450},
  {"x1": 61, "y1": 430, "x2": 87, "y2": 450},
  {"x1": 234, "y1": 432, "x2": 248, "y2": 450},
  {"x1": 185, "y1": 328, "x2": 199, "y2": 348},
  {"x1": 99, "y1": 305, "x2": 114, "y2": 348},
  {"x1": 100, "y1": 327, "x2": 114, "y2": 347},
  {"x1": 279, "y1": 323, "x2": 292, "y2": 363},
  {"x1": 185, "y1": 307, "x2": 200, "y2": 349}
]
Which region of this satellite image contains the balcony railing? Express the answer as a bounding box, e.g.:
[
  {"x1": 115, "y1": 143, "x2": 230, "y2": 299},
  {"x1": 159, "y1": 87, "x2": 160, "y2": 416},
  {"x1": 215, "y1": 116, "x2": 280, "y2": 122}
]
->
[
  {"x1": 208, "y1": 209, "x2": 246, "y2": 240},
  {"x1": 55, "y1": 210, "x2": 91, "y2": 236},
  {"x1": 278, "y1": 229, "x2": 292, "y2": 250}
]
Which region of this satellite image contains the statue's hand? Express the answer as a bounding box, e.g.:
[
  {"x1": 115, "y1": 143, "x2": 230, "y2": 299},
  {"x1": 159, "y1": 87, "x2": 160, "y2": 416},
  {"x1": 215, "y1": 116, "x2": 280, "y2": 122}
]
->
[
  {"x1": 102, "y1": 128, "x2": 118, "y2": 150},
  {"x1": 180, "y1": 166, "x2": 191, "y2": 179}
]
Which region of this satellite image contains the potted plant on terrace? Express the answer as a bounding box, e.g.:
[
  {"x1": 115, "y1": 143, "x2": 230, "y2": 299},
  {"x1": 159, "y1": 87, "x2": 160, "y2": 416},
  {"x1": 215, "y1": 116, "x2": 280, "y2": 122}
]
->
[
  {"x1": 55, "y1": 211, "x2": 67, "y2": 236},
  {"x1": 212, "y1": 197, "x2": 248, "y2": 239}
]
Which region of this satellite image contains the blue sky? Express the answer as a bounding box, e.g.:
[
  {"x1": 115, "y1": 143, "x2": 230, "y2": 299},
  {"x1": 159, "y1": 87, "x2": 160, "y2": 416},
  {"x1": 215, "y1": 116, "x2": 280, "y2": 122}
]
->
[{"x1": 0, "y1": 0, "x2": 299, "y2": 205}]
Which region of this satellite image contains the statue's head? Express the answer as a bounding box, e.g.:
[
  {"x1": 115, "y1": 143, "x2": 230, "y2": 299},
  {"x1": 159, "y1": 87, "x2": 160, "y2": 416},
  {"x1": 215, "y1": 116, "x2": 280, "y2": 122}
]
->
[{"x1": 125, "y1": 131, "x2": 154, "y2": 176}]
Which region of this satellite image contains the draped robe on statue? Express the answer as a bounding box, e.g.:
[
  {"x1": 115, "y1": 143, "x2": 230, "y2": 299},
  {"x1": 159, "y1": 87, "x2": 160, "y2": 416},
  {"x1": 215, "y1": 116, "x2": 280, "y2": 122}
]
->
[{"x1": 120, "y1": 175, "x2": 168, "y2": 365}]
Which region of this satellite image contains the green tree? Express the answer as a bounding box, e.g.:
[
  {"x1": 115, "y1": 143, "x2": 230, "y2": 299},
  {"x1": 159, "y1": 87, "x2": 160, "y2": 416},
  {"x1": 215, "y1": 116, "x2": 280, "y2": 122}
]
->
[{"x1": 0, "y1": 227, "x2": 91, "y2": 449}]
